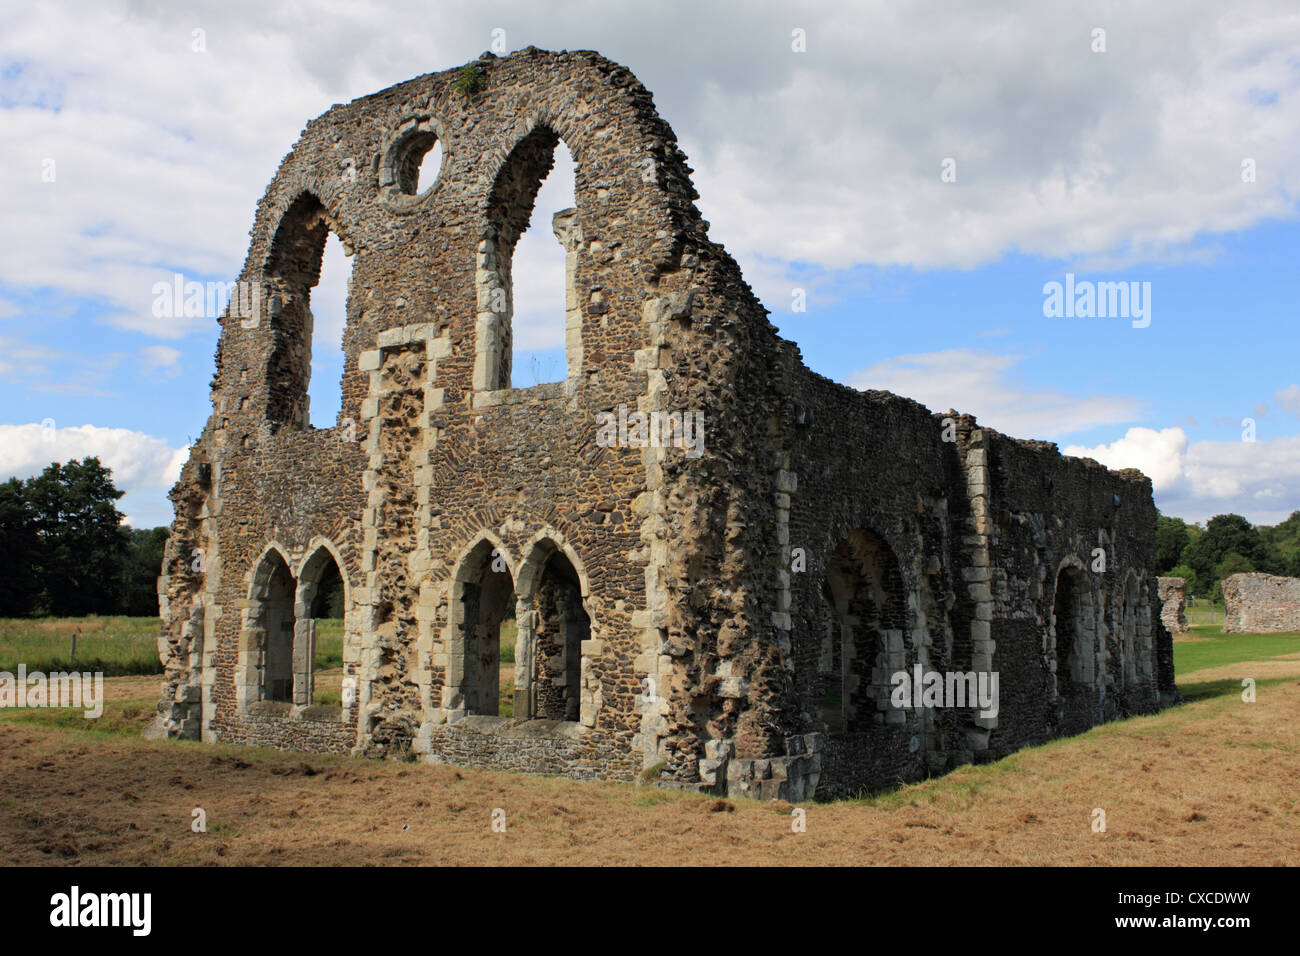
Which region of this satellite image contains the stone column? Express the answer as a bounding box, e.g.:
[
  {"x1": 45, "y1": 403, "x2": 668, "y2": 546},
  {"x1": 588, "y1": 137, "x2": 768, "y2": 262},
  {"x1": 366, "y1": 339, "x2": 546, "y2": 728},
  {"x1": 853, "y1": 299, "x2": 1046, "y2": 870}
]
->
[{"x1": 552, "y1": 208, "x2": 584, "y2": 380}]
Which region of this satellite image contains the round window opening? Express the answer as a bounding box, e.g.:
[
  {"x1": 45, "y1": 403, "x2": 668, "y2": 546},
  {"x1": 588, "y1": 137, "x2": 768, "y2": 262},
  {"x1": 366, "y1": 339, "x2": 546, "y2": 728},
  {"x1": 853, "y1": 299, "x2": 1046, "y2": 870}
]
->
[
  {"x1": 397, "y1": 131, "x2": 442, "y2": 195},
  {"x1": 380, "y1": 117, "x2": 447, "y2": 209}
]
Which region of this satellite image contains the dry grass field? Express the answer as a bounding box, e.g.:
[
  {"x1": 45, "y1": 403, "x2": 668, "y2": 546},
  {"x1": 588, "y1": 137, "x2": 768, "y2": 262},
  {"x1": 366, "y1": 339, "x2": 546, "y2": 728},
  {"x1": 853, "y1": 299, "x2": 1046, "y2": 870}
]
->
[{"x1": 0, "y1": 631, "x2": 1296, "y2": 866}]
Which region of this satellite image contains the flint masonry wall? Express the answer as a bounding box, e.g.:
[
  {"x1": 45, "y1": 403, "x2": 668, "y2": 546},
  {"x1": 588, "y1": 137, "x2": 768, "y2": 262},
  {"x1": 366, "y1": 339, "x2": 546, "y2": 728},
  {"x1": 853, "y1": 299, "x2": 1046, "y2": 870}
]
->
[
  {"x1": 1223, "y1": 573, "x2": 1300, "y2": 634},
  {"x1": 1158, "y1": 576, "x2": 1189, "y2": 633},
  {"x1": 151, "y1": 48, "x2": 1177, "y2": 801}
]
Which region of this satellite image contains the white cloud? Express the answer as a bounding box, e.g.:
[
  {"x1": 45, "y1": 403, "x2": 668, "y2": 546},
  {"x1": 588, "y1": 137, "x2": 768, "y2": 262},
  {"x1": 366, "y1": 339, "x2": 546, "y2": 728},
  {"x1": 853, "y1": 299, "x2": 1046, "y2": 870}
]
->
[
  {"x1": 1063, "y1": 427, "x2": 1190, "y2": 492},
  {"x1": 310, "y1": 234, "x2": 352, "y2": 358},
  {"x1": 1065, "y1": 426, "x2": 1300, "y2": 524},
  {"x1": 0, "y1": 422, "x2": 187, "y2": 495},
  {"x1": 1275, "y1": 384, "x2": 1300, "y2": 417},
  {"x1": 682, "y1": 1, "x2": 1300, "y2": 292},
  {"x1": 1, "y1": 0, "x2": 1297, "y2": 337},
  {"x1": 846, "y1": 348, "x2": 1143, "y2": 438},
  {"x1": 510, "y1": 142, "x2": 577, "y2": 353},
  {"x1": 140, "y1": 344, "x2": 181, "y2": 376},
  {"x1": 0, "y1": 335, "x2": 65, "y2": 380}
]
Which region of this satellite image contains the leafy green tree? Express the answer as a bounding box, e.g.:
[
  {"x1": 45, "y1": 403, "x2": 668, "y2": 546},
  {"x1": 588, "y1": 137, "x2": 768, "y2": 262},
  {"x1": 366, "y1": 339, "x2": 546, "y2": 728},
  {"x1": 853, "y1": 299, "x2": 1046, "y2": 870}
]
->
[
  {"x1": 1285, "y1": 550, "x2": 1300, "y2": 578},
  {"x1": 1209, "y1": 552, "x2": 1254, "y2": 601},
  {"x1": 25, "y1": 457, "x2": 129, "y2": 616},
  {"x1": 1215, "y1": 551, "x2": 1253, "y2": 580},
  {"x1": 1180, "y1": 513, "x2": 1279, "y2": 591},
  {"x1": 1163, "y1": 564, "x2": 1199, "y2": 594},
  {"x1": 0, "y1": 477, "x2": 38, "y2": 615},
  {"x1": 1259, "y1": 509, "x2": 1300, "y2": 550},
  {"x1": 120, "y1": 526, "x2": 170, "y2": 616},
  {"x1": 1155, "y1": 513, "x2": 1191, "y2": 572},
  {"x1": 309, "y1": 560, "x2": 345, "y2": 619},
  {"x1": 1259, "y1": 510, "x2": 1300, "y2": 577}
]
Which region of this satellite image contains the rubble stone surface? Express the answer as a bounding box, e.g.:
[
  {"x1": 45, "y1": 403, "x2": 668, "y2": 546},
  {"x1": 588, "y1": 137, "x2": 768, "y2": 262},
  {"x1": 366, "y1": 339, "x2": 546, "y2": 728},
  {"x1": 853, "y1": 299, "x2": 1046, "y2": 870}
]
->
[
  {"x1": 1223, "y1": 573, "x2": 1300, "y2": 634},
  {"x1": 1157, "y1": 577, "x2": 1189, "y2": 634}
]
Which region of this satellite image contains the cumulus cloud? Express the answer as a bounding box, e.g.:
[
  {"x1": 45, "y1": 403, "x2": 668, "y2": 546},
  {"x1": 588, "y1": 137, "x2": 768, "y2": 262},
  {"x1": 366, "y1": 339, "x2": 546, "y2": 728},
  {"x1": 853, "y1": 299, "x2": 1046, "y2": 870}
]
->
[
  {"x1": 1064, "y1": 426, "x2": 1300, "y2": 524},
  {"x1": 0, "y1": 423, "x2": 188, "y2": 526},
  {"x1": 1, "y1": 0, "x2": 1298, "y2": 335},
  {"x1": 1063, "y1": 427, "x2": 1190, "y2": 492},
  {"x1": 846, "y1": 348, "x2": 1144, "y2": 438}
]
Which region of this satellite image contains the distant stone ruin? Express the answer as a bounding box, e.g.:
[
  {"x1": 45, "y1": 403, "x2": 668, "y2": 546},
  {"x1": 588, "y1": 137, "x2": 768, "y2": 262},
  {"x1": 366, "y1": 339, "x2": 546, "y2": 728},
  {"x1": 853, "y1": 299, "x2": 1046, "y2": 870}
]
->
[
  {"x1": 149, "y1": 48, "x2": 1179, "y2": 800},
  {"x1": 1223, "y1": 573, "x2": 1300, "y2": 634},
  {"x1": 1157, "y1": 577, "x2": 1189, "y2": 633}
]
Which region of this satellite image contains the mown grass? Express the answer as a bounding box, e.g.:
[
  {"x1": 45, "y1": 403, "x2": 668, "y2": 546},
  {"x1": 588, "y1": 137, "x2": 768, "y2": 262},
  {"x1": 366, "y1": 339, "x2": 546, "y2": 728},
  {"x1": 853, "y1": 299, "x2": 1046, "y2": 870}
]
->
[
  {"x1": 2, "y1": 620, "x2": 1298, "y2": 865},
  {"x1": 834, "y1": 626, "x2": 1299, "y2": 808},
  {"x1": 0, "y1": 693, "x2": 156, "y2": 737},
  {"x1": 1173, "y1": 624, "x2": 1300, "y2": 675},
  {"x1": 1179, "y1": 675, "x2": 1295, "y2": 703}
]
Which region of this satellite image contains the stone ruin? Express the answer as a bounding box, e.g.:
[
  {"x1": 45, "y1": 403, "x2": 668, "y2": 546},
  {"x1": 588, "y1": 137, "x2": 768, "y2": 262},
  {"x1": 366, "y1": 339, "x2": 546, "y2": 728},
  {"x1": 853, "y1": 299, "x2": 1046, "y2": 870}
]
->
[
  {"x1": 1223, "y1": 573, "x2": 1300, "y2": 634},
  {"x1": 149, "y1": 48, "x2": 1180, "y2": 800},
  {"x1": 1157, "y1": 577, "x2": 1189, "y2": 634}
]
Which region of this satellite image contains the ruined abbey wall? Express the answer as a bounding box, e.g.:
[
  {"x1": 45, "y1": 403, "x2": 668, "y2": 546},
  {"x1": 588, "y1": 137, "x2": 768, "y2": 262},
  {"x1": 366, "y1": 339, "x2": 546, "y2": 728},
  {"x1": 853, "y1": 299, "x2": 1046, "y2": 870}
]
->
[
  {"x1": 151, "y1": 48, "x2": 1178, "y2": 800},
  {"x1": 1223, "y1": 573, "x2": 1300, "y2": 634},
  {"x1": 1158, "y1": 576, "x2": 1189, "y2": 634}
]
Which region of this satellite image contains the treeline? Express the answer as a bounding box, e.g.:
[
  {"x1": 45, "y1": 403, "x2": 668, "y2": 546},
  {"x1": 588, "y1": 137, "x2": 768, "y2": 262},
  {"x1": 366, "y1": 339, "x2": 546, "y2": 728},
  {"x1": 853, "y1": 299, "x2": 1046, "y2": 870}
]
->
[
  {"x1": 0, "y1": 457, "x2": 169, "y2": 618},
  {"x1": 1157, "y1": 510, "x2": 1300, "y2": 600}
]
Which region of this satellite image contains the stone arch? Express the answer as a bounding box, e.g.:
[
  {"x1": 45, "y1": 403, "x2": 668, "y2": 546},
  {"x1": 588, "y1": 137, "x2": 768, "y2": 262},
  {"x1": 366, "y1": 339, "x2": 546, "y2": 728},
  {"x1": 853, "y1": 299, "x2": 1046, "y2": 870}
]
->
[
  {"x1": 293, "y1": 540, "x2": 350, "y2": 708},
  {"x1": 1050, "y1": 558, "x2": 1098, "y2": 723},
  {"x1": 295, "y1": 538, "x2": 350, "y2": 603},
  {"x1": 446, "y1": 535, "x2": 517, "y2": 717},
  {"x1": 474, "y1": 122, "x2": 584, "y2": 390},
  {"x1": 819, "y1": 529, "x2": 909, "y2": 736},
  {"x1": 237, "y1": 544, "x2": 297, "y2": 708},
  {"x1": 514, "y1": 533, "x2": 594, "y2": 723},
  {"x1": 261, "y1": 190, "x2": 352, "y2": 429}
]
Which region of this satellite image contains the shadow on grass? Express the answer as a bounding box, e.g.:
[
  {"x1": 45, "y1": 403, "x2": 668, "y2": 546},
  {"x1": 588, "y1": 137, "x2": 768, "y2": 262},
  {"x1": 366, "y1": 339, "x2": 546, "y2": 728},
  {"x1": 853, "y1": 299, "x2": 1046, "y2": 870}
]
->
[
  {"x1": 1176, "y1": 675, "x2": 1296, "y2": 703},
  {"x1": 834, "y1": 671, "x2": 1300, "y2": 807}
]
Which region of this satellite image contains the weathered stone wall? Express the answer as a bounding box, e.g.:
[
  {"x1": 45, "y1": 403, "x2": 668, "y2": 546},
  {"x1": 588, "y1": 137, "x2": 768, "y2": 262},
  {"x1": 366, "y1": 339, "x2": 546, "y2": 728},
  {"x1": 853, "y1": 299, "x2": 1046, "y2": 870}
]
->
[
  {"x1": 1223, "y1": 573, "x2": 1300, "y2": 634},
  {"x1": 1158, "y1": 577, "x2": 1189, "y2": 633},
  {"x1": 151, "y1": 47, "x2": 1177, "y2": 800}
]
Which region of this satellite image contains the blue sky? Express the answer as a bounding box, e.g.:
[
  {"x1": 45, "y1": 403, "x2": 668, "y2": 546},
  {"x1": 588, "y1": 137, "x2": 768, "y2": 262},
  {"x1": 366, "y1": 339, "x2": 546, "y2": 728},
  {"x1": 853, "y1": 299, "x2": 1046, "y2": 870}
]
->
[{"x1": 2, "y1": 0, "x2": 1298, "y2": 528}]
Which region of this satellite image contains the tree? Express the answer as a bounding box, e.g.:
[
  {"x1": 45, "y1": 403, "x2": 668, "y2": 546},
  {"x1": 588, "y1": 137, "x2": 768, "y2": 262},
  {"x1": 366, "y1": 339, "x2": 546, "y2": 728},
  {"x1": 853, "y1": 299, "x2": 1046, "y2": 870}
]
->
[
  {"x1": 1215, "y1": 551, "x2": 1253, "y2": 581},
  {"x1": 1259, "y1": 510, "x2": 1300, "y2": 577},
  {"x1": 120, "y1": 526, "x2": 170, "y2": 616},
  {"x1": 1179, "y1": 513, "x2": 1279, "y2": 592},
  {"x1": 1285, "y1": 550, "x2": 1300, "y2": 578},
  {"x1": 1155, "y1": 513, "x2": 1191, "y2": 572},
  {"x1": 25, "y1": 457, "x2": 129, "y2": 616},
  {"x1": 0, "y1": 477, "x2": 38, "y2": 615}
]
